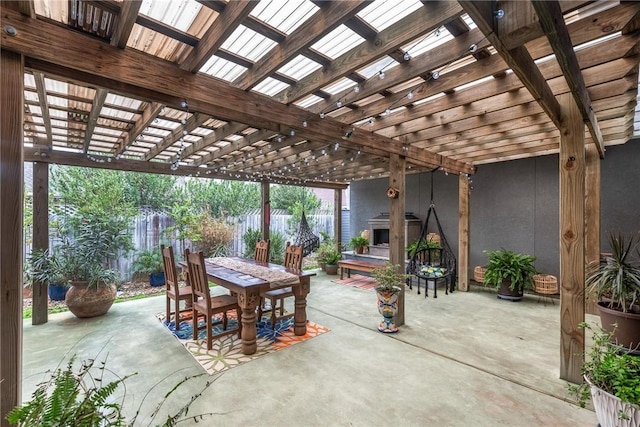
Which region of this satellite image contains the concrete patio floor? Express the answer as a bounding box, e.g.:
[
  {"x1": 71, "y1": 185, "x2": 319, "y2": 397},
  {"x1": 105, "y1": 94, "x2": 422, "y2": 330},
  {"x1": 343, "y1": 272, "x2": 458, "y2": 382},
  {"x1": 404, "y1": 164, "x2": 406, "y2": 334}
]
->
[{"x1": 21, "y1": 271, "x2": 598, "y2": 426}]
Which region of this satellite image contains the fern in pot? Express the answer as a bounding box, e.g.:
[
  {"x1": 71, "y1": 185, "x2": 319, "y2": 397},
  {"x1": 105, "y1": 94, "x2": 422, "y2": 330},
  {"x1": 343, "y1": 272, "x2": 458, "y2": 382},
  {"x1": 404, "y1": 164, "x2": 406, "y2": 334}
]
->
[{"x1": 482, "y1": 249, "x2": 537, "y2": 301}]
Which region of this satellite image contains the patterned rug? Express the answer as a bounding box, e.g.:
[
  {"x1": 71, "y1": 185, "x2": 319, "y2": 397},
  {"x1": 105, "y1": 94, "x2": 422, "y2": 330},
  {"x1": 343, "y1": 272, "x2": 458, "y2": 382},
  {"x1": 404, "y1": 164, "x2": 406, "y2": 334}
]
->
[
  {"x1": 333, "y1": 274, "x2": 378, "y2": 291},
  {"x1": 158, "y1": 312, "x2": 329, "y2": 375}
]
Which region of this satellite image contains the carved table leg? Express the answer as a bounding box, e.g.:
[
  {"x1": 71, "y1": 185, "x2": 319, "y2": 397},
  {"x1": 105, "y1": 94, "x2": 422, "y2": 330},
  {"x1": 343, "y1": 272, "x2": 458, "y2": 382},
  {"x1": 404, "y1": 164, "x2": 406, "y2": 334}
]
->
[
  {"x1": 238, "y1": 290, "x2": 260, "y2": 355},
  {"x1": 293, "y1": 278, "x2": 310, "y2": 336}
]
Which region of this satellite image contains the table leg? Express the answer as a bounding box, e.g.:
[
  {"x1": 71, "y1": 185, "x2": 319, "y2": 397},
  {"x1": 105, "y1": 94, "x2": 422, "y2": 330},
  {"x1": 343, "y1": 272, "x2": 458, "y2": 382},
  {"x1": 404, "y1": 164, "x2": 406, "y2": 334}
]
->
[
  {"x1": 238, "y1": 290, "x2": 260, "y2": 355},
  {"x1": 293, "y1": 278, "x2": 310, "y2": 336}
]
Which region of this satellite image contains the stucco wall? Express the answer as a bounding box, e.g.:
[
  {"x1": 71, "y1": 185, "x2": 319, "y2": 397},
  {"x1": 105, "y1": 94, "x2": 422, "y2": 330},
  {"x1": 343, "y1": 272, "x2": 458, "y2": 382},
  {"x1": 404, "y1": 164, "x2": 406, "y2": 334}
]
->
[{"x1": 350, "y1": 140, "x2": 640, "y2": 281}]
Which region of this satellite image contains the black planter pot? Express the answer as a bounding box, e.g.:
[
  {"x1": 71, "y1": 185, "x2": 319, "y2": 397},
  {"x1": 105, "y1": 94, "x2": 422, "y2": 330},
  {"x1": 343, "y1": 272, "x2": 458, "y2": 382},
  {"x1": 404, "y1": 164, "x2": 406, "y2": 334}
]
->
[{"x1": 497, "y1": 279, "x2": 524, "y2": 301}]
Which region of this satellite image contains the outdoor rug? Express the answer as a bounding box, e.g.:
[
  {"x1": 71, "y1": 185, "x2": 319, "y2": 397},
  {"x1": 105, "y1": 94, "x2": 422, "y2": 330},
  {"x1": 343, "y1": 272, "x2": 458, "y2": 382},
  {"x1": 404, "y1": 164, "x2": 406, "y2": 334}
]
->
[
  {"x1": 332, "y1": 274, "x2": 378, "y2": 291},
  {"x1": 158, "y1": 312, "x2": 329, "y2": 375}
]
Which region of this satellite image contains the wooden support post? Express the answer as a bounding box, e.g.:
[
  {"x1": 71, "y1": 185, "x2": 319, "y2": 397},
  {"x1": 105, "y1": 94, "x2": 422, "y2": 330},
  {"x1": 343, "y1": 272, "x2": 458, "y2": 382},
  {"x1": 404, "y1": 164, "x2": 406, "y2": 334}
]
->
[
  {"x1": 334, "y1": 188, "x2": 342, "y2": 248},
  {"x1": 558, "y1": 93, "x2": 585, "y2": 383},
  {"x1": 458, "y1": 174, "x2": 470, "y2": 292},
  {"x1": 585, "y1": 144, "x2": 601, "y2": 315},
  {"x1": 32, "y1": 162, "x2": 49, "y2": 325},
  {"x1": 389, "y1": 154, "x2": 406, "y2": 326},
  {"x1": 0, "y1": 49, "x2": 24, "y2": 426},
  {"x1": 261, "y1": 181, "x2": 270, "y2": 242}
]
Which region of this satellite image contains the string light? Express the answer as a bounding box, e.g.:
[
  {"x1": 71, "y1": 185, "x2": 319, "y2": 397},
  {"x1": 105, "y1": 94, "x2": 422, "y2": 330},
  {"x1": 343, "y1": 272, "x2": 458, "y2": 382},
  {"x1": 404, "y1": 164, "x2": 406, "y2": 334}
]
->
[
  {"x1": 336, "y1": 100, "x2": 342, "y2": 108},
  {"x1": 403, "y1": 51, "x2": 411, "y2": 61},
  {"x1": 431, "y1": 71, "x2": 440, "y2": 80},
  {"x1": 379, "y1": 70, "x2": 385, "y2": 80},
  {"x1": 407, "y1": 91, "x2": 414, "y2": 100},
  {"x1": 354, "y1": 85, "x2": 360, "y2": 93},
  {"x1": 302, "y1": 120, "x2": 308, "y2": 127},
  {"x1": 319, "y1": 112, "x2": 325, "y2": 119},
  {"x1": 494, "y1": 9, "x2": 505, "y2": 19},
  {"x1": 469, "y1": 44, "x2": 478, "y2": 53}
]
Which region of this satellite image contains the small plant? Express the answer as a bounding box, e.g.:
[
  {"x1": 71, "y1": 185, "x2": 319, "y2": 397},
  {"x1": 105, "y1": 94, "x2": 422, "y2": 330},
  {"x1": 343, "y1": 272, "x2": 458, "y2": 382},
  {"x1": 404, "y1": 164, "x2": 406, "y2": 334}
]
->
[
  {"x1": 323, "y1": 246, "x2": 341, "y2": 265},
  {"x1": 586, "y1": 232, "x2": 640, "y2": 313},
  {"x1": 348, "y1": 236, "x2": 369, "y2": 252},
  {"x1": 6, "y1": 354, "x2": 216, "y2": 426},
  {"x1": 406, "y1": 237, "x2": 441, "y2": 258},
  {"x1": 132, "y1": 248, "x2": 163, "y2": 275},
  {"x1": 482, "y1": 249, "x2": 536, "y2": 292},
  {"x1": 195, "y1": 211, "x2": 233, "y2": 257},
  {"x1": 567, "y1": 323, "x2": 640, "y2": 413},
  {"x1": 26, "y1": 249, "x2": 67, "y2": 285},
  {"x1": 372, "y1": 263, "x2": 409, "y2": 292}
]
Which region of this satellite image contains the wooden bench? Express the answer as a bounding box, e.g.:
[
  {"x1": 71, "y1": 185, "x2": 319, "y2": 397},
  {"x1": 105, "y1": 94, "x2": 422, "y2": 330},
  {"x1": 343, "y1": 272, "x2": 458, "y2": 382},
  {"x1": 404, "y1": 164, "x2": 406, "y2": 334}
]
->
[{"x1": 338, "y1": 259, "x2": 382, "y2": 280}]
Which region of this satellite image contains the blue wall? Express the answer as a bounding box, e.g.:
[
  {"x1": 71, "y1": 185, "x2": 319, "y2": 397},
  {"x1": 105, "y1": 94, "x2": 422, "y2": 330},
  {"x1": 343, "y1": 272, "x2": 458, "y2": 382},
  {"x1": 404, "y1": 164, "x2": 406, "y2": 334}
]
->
[{"x1": 350, "y1": 140, "x2": 640, "y2": 279}]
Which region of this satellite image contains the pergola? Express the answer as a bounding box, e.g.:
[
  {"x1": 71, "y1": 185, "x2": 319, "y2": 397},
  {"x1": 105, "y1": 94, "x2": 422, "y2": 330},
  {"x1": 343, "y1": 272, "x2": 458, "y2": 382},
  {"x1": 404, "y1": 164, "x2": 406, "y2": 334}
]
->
[{"x1": 1, "y1": 0, "x2": 639, "y2": 421}]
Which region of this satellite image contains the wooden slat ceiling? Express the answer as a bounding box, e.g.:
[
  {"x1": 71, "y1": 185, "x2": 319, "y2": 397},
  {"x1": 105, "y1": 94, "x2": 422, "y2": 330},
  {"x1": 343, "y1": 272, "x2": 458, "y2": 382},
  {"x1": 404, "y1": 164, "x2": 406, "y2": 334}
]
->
[{"x1": 2, "y1": 0, "x2": 639, "y2": 189}]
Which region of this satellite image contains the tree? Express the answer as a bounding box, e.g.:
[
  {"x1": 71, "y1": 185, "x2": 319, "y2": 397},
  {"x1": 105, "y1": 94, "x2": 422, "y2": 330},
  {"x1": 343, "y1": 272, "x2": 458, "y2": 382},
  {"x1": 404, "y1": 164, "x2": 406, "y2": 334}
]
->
[
  {"x1": 122, "y1": 172, "x2": 178, "y2": 211},
  {"x1": 271, "y1": 185, "x2": 321, "y2": 234}
]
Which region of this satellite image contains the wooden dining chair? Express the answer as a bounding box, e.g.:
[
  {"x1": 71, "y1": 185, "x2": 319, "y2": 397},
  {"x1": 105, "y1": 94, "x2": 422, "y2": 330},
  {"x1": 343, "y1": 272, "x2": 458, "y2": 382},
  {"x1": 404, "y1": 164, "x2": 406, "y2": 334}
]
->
[
  {"x1": 257, "y1": 242, "x2": 303, "y2": 328},
  {"x1": 161, "y1": 245, "x2": 194, "y2": 331},
  {"x1": 254, "y1": 239, "x2": 270, "y2": 263},
  {"x1": 185, "y1": 249, "x2": 241, "y2": 350}
]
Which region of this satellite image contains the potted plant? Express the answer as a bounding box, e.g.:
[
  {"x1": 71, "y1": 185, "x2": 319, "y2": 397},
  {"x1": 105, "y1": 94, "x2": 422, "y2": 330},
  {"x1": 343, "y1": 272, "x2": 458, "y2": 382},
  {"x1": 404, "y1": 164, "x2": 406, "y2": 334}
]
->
[
  {"x1": 26, "y1": 249, "x2": 69, "y2": 301},
  {"x1": 567, "y1": 322, "x2": 640, "y2": 427},
  {"x1": 324, "y1": 247, "x2": 341, "y2": 275},
  {"x1": 52, "y1": 219, "x2": 122, "y2": 319},
  {"x1": 349, "y1": 235, "x2": 369, "y2": 255},
  {"x1": 132, "y1": 248, "x2": 165, "y2": 286},
  {"x1": 372, "y1": 263, "x2": 408, "y2": 333},
  {"x1": 482, "y1": 249, "x2": 537, "y2": 301},
  {"x1": 585, "y1": 232, "x2": 640, "y2": 350},
  {"x1": 315, "y1": 239, "x2": 335, "y2": 271}
]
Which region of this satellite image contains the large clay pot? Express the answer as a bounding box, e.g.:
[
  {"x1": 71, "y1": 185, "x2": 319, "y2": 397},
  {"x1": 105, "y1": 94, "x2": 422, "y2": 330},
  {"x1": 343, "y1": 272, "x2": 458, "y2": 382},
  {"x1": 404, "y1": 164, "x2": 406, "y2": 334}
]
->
[
  {"x1": 597, "y1": 302, "x2": 640, "y2": 352},
  {"x1": 586, "y1": 376, "x2": 640, "y2": 427},
  {"x1": 65, "y1": 281, "x2": 117, "y2": 318},
  {"x1": 375, "y1": 286, "x2": 401, "y2": 333},
  {"x1": 497, "y1": 279, "x2": 523, "y2": 301}
]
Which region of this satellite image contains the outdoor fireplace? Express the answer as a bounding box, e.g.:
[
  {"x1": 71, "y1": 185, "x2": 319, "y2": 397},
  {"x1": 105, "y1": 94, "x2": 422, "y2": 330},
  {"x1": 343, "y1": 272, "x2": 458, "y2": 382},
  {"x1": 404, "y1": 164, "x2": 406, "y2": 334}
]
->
[{"x1": 368, "y1": 212, "x2": 422, "y2": 258}]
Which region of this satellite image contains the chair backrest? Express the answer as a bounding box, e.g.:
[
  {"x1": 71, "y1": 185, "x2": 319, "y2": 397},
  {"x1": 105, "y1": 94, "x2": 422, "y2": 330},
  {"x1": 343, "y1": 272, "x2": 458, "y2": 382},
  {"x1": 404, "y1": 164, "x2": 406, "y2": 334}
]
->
[
  {"x1": 185, "y1": 249, "x2": 210, "y2": 303},
  {"x1": 254, "y1": 239, "x2": 270, "y2": 263},
  {"x1": 284, "y1": 242, "x2": 303, "y2": 270},
  {"x1": 161, "y1": 245, "x2": 180, "y2": 291}
]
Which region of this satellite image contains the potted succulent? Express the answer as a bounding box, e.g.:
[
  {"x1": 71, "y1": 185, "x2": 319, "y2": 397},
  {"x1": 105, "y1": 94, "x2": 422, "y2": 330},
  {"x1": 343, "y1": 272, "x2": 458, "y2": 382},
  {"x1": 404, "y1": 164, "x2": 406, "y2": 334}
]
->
[
  {"x1": 323, "y1": 247, "x2": 342, "y2": 275},
  {"x1": 585, "y1": 232, "x2": 640, "y2": 350},
  {"x1": 482, "y1": 249, "x2": 537, "y2": 301},
  {"x1": 132, "y1": 248, "x2": 165, "y2": 286},
  {"x1": 567, "y1": 322, "x2": 640, "y2": 427},
  {"x1": 26, "y1": 249, "x2": 69, "y2": 301},
  {"x1": 349, "y1": 235, "x2": 369, "y2": 255},
  {"x1": 372, "y1": 263, "x2": 408, "y2": 333}
]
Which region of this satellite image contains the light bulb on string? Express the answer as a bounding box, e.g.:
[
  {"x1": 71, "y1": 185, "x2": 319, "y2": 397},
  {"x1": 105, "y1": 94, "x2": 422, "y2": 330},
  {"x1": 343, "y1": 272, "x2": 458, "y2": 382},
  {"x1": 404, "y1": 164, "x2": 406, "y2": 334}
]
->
[
  {"x1": 469, "y1": 44, "x2": 478, "y2": 53},
  {"x1": 403, "y1": 51, "x2": 411, "y2": 61},
  {"x1": 431, "y1": 71, "x2": 440, "y2": 80},
  {"x1": 180, "y1": 100, "x2": 188, "y2": 109},
  {"x1": 336, "y1": 100, "x2": 342, "y2": 108},
  {"x1": 354, "y1": 85, "x2": 360, "y2": 93},
  {"x1": 435, "y1": 27, "x2": 441, "y2": 37},
  {"x1": 302, "y1": 120, "x2": 308, "y2": 127},
  {"x1": 407, "y1": 91, "x2": 414, "y2": 100},
  {"x1": 379, "y1": 70, "x2": 385, "y2": 80},
  {"x1": 319, "y1": 112, "x2": 325, "y2": 119},
  {"x1": 494, "y1": 9, "x2": 505, "y2": 19},
  {"x1": 385, "y1": 108, "x2": 391, "y2": 116}
]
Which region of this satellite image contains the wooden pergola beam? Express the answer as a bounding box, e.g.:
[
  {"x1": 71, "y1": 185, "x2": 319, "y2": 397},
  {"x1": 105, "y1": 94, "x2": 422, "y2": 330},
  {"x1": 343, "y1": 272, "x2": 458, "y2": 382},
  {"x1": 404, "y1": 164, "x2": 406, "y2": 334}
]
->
[
  {"x1": 23, "y1": 146, "x2": 348, "y2": 190},
  {"x1": 531, "y1": 0, "x2": 605, "y2": 157},
  {"x1": 110, "y1": 0, "x2": 142, "y2": 48},
  {"x1": 82, "y1": 88, "x2": 108, "y2": 153},
  {"x1": 116, "y1": 102, "x2": 164, "y2": 156},
  {"x1": 33, "y1": 71, "x2": 52, "y2": 145},
  {"x1": 455, "y1": 2, "x2": 564, "y2": 134},
  {"x1": 233, "y1": 1, "x2": 369, "y2": 90},
  {"x1": 143, "y1": 112, "x2": 209, "y2": 161},
  {"x1": 180, "y1": 1, "x2": 257, "y2": 73},
  {"x1": 1, "y1": 9, "x2": 474, "y2": 174}
]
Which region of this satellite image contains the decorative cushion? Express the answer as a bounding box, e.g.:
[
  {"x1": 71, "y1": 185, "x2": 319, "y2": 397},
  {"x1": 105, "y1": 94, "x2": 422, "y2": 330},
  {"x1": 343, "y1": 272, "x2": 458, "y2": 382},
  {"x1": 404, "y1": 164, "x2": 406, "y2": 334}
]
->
[{"x1": 420, "y1": 265, "x2": 447, "y2": 278}]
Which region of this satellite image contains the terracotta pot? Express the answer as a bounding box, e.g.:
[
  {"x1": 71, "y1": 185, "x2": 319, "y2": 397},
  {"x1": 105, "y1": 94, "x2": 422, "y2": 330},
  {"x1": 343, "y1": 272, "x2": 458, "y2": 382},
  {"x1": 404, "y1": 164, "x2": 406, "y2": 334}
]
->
[
  {"x1": 497, "y1": 279, "x2": 523, "y2": 301},
  {"x1": 355, "y1": 247, "x2": 364, "y2": 255},
  {"x1": 325, "y1": 264, "x2": 339, "y2": 275},
  {"x1": 597, "y1": 301, "x2": 640, "y2": 351},
  {"x1": 586, "y1": 376, "x2": 640, "y2": 427},
  {"x1": 65, "y1": 281, "x2": 117, "y2": 318}
]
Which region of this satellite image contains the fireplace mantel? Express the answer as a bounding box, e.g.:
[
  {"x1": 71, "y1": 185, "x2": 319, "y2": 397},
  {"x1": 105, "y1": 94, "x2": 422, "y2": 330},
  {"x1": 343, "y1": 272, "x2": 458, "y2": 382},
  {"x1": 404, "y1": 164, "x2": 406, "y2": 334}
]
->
[{"x1": 368, "y1": 212, "x2": 422, "y2": 258}]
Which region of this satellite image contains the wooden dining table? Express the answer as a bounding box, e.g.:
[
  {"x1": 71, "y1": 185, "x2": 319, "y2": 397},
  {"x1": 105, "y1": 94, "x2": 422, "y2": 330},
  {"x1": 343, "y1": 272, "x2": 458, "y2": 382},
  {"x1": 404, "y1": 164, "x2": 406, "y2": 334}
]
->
[{"x1": 184, "y1": 257, "x2": 315, "y2": 355}]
